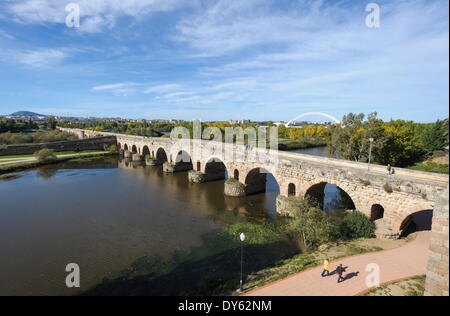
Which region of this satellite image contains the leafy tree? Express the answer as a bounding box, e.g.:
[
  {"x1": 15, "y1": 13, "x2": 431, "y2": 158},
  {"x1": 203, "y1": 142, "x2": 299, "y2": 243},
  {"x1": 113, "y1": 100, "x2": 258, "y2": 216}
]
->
[
  {"x1": 421, "y1": 119, "x2": 449, "y2": 155},
  {"x1": 339, "y1": 211, "x2": 375, "y2": 239},
  {"x1": 34, "y1": 148, "x2": 56, "y2": 162},
  {"x1": 284, "y1": 197, "x2": 338, "y2": 252},
  {"x1": 328, "y1": 112, "x2": 385, "y2": 162}
]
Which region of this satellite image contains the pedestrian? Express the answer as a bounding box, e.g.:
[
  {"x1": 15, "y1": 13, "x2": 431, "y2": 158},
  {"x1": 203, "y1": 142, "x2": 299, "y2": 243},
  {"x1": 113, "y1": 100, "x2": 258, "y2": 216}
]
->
[
  {"x1": 321, "y1": 258, "x2": 330, "y2": 277},
  {"x1": 337, "y1": 264, "x2": 346, "y2": 283},
  {"x1": 387, "y1": 164, "x2": 391, "y2": 175}
]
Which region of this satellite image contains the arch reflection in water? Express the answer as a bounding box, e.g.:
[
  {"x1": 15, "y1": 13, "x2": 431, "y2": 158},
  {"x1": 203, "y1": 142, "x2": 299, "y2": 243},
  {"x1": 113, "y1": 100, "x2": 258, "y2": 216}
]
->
[{"x1": 117, "y1": 158, "x2": 277, "y2": 220}]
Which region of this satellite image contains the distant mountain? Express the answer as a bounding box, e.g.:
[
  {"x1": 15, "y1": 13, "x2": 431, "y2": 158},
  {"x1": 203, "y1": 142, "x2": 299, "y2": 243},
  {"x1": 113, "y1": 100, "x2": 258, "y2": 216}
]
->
[{"x1": 9, "y1": 111, "x2": 48, "y2": 117}]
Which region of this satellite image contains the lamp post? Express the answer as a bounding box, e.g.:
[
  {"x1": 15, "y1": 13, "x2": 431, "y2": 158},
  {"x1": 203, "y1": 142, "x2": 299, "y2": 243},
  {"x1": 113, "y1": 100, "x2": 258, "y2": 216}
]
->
[
  {"x1": 368, "y1": 137, "x2": 374, "y2": 171},
  {"x1": 239, "y1": 232, "x2": 245, "y2": 292}
]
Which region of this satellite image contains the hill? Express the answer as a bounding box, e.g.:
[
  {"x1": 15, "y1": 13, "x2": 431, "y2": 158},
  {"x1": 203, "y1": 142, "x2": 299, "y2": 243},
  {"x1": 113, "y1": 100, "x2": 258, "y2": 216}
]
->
[{"x1": 9, "y1": 111, "x2": 47, "y2": 117}]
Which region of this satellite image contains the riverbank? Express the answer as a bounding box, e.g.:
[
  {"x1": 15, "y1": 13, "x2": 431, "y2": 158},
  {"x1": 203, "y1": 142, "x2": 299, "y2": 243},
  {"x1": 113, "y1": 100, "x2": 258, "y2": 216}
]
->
[
  {"x1": 82, "y1": 215, "x2": 411, "y2": 296},
  {"x1": 0, "y1": 151, "x2": 115, "y2": 174}
]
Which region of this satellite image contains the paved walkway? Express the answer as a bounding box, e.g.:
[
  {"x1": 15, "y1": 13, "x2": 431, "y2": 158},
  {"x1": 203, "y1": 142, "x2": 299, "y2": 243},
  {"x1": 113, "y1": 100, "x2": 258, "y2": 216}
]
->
[
  {"x1": 0, "y1": 151, "x2": 108, "y2": 166},
  {"x1": 244, "y1": 231, "x2": 430, "y2": 296}
]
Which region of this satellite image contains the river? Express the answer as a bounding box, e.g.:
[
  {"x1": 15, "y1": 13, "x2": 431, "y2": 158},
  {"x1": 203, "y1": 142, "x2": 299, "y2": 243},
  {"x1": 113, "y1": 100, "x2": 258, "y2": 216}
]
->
[{"x1": 0, "y1": 145, "x2": 350, "y2": 296}]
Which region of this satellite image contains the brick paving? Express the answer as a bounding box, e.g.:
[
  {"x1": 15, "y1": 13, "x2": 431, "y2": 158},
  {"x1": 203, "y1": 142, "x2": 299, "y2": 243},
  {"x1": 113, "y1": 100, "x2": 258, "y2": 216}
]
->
[{"x1": 244, "y1": 231, "x2": 430, "y2": 296}]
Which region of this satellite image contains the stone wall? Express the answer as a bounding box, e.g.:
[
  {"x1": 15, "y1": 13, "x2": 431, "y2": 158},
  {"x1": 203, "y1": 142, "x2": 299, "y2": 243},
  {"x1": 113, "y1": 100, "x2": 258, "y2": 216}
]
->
[
  {"x1": 0, "y1": 136, "x2": 116, "y2": 156},
  {"x1": 424, "y1": 186, "x2": 449, "y2": 296}
]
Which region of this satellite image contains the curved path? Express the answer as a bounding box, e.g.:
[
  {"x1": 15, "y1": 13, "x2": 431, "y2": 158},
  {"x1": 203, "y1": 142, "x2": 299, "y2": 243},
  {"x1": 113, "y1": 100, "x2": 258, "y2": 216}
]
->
[{"x1": 244, "y1": 231, "x2": 430, "y2": 296}]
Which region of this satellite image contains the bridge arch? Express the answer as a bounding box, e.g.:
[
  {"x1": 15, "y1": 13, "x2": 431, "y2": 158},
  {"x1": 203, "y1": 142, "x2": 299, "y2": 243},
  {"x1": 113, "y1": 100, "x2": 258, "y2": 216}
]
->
[
  {"x1": 142, "y1": 146, "x2": 150, "y2": 158},
  {"x1": 370, "y1": 204, "x2": 384, "y2": 221},
  {"x1": 131, "y1": 145, "x2": 138, "y2": 154},
  {"x1": 304, "y1": 181, "x2": 356, "y2": 212},
  {"x1": 399, "y1": 209, "x2": 433, "y2": 237},
  {"x1": 244, "y1": 167, "x2": 280, "y2": 196},
  {"x1": 156, "y1": 148, "x2": 168, "y2": 162},
  {"x1": 233, "y1": 169, "x2": 240, "y2": 181},
  {"x1": 288, "y1": 183, "x2": 296, "y2": 196},
  {"x1": 175, "y1": 150, "x2": 192, "y2": 163},
  {"x1": 123, "y1": 144, "x2": 129, "y2": 151},
  {"x1": 204, "y1": 157, "x2": 228, "y2": 179}
]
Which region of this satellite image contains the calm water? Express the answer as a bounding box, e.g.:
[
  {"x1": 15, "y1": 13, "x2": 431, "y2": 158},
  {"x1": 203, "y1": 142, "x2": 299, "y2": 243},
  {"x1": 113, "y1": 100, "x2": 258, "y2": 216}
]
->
[
  {"x1": 0, "y1": 157, "x2": 280, "y2": 296},
  {"x1": 0, "y1": 146, "x2": 348, "y2": 296}
]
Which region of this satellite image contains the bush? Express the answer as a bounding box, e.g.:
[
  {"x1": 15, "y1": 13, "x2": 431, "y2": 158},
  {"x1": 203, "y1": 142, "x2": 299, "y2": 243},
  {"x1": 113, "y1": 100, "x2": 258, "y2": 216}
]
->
[
  {"x1": 104, "y1": 144, "x2": 117, "y2": 153},
  {"x1": 383, "y1": 183, "x2": 393, "y2": 193},
  {"x1": 340, "y1": 211, "x2": 375, "y2": 239},
  {"x1": 34, "y1": 148, "x2": 56, "y2": 162},
  {"x1": 284, "y1": 197, "x2": 339, "y2": 252}
]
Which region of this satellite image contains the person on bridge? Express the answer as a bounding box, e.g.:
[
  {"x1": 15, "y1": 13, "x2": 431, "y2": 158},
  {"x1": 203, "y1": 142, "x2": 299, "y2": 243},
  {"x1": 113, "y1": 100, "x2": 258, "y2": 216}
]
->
[
  {"x1": 387, "y1": 164, "x2": 392, "y2": 175},
  {"x1": 321, "y1": 258, "x2": 330, "y2": 277}
]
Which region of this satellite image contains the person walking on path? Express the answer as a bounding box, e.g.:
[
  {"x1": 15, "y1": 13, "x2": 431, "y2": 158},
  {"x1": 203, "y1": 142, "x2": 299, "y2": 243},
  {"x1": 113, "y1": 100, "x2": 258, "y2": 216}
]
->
[
  {"x1": 387, "y1": 164, "x2": 391, "y2": 175},
  {"x1": 336, "y1": 264, "x2": 346, "y2": 283},
  {"x1": 321, "y1": 258, "x2": 330, "y2": 277}
]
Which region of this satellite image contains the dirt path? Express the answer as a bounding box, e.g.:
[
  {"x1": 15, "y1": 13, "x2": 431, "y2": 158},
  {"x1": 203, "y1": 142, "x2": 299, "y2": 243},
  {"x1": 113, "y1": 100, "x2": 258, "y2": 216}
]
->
[
  {"x1": 244, "y1": 231, "x2": 430, "y2": 296},
  {"x1": 0, "y1": 151, "x2": 108, "y2": 166}
]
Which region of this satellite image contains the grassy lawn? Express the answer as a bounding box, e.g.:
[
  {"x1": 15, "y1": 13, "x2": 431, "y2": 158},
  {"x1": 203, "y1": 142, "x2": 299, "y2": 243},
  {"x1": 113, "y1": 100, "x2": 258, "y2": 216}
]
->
[
  {"x1": 0, "y1": 150, "x2": 104, "y2": 159},
  {"x1": 408, "y1": 162, "x2": 449, "y2": 174},
  {"x1": 0, "y1": 152, "x2": 112, "y2": 173},
  {"x1": 363, "y1": 275, "x2": 426, "y2": 296}
]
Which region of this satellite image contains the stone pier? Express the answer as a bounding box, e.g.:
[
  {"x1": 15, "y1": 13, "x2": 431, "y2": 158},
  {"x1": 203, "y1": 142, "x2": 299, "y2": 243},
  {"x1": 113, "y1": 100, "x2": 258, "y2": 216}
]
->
[
  {"x1": 163, "y1": 162, "x2": 193, "y2": 173},
  {"x1": 188, "y1": 170, "x2": 226, "y2": 183}
]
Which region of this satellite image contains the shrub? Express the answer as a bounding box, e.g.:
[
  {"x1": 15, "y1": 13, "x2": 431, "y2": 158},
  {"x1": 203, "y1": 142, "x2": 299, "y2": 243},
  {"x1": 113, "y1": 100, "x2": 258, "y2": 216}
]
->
[
  {"x1": 34, "y1": 148, "x2": 56, "y2": 162},
  {"x1": 104, "y1": 144, "x2": 117, "y2": 153},
  {"x1": 340, "y1": 211, "x2": 375, "y2": 239},
  {"x1": 284, "y1": 197, "x2": 339, "y2": 252},
  {"x1": 383, "y1": 183, "x2": 393, "y2": 193}
]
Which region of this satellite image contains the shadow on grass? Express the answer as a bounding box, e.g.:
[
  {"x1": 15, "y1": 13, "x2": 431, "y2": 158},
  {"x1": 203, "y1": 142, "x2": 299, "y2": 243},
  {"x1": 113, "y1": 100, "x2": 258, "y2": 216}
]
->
[{"x1": 82, "y1": 238, "x2": 298, "y2": 296}]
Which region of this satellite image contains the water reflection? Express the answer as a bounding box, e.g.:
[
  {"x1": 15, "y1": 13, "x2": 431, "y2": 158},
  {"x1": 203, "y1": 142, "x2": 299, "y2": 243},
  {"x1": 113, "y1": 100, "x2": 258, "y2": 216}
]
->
[{"x1": 0, "y1": 156, "x2": 279, "y2": 296}]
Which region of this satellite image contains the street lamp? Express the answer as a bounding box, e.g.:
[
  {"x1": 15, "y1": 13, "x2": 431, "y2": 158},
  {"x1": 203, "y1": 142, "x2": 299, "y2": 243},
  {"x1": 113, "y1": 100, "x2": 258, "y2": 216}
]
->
[
  {"x1": 368, "y1": 137, "x2": 374, "y2": 171},
  {"x1": 239, "y1": 232, "x2": 245, "y2": 292}
]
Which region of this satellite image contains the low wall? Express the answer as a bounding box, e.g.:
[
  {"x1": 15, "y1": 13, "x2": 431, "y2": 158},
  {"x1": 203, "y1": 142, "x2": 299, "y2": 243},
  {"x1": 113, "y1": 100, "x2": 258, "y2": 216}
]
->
[{"x1": 0, "y1": 136, "x2": 117, "y2": 156}]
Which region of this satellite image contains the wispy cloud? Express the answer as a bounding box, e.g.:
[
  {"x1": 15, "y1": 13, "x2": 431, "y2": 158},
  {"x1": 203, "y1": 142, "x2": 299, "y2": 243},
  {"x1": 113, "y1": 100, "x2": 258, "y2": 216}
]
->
[
  {"x1": 144, "y1": 84, "x2": 183, "y2": 94},
  {"x1": 12, "y1": 49, "x2": 68, "y2": 68},
  {"x1": 0, "y1": 0, "x2": 447, "y2": 121},
  {"x1": 3, "y1": 0, "x2": 195, "y2": 33}
]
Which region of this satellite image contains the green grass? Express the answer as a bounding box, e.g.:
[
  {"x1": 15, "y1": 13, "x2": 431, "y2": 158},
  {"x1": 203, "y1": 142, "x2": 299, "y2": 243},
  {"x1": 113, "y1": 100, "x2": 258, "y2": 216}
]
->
[
  {"x1": 408, "y1": 162, "x2": 449, "y2": 174},
  {"x1": 363, "y1": 275, "x2": 426, "y2": 296},
  {"x1": 0, "y1": 152, "x2": 113, "y2": 173}
]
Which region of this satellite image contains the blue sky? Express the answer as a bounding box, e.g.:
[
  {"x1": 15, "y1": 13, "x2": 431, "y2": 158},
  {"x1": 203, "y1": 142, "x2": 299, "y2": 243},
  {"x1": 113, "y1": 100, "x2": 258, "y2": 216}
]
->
[{"x1": 0, "y1": 0, "x2": 448, "y2": 122}]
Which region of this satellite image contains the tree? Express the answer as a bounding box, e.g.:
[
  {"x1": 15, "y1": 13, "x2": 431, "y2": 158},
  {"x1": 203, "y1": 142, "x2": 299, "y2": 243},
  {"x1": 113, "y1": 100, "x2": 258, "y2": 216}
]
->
[
  {"x1": 46, "y1": 117, "x2": 57, "y2": 130},
  {"x1": 34, "y1": 148, "x2": 56, "y2": 162},
  {"x1": 328, "y1": 112, "x2": 385, "y2": 162},
  {"x1": 421, "y1": 119, "x2": 449, "y2": 155},
  {"x1": 284, "y1": 197, "x2": 337, "y2": 252}
]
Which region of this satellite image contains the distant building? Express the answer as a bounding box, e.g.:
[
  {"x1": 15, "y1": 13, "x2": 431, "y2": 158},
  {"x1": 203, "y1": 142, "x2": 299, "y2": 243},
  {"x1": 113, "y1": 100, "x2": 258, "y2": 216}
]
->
[{"x1": 228, "y1": 119, "x2": 251, "y2": 125}]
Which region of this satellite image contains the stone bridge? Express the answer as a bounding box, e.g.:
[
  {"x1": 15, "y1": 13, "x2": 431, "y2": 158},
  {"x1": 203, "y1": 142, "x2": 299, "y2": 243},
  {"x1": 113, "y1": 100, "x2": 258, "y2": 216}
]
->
[
  {"x1": 59, "y1": 127, "x2": 448, "y2": 238},
  {"x1": 59, "y1": 127, "x2": 449, "y2": 295}
]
